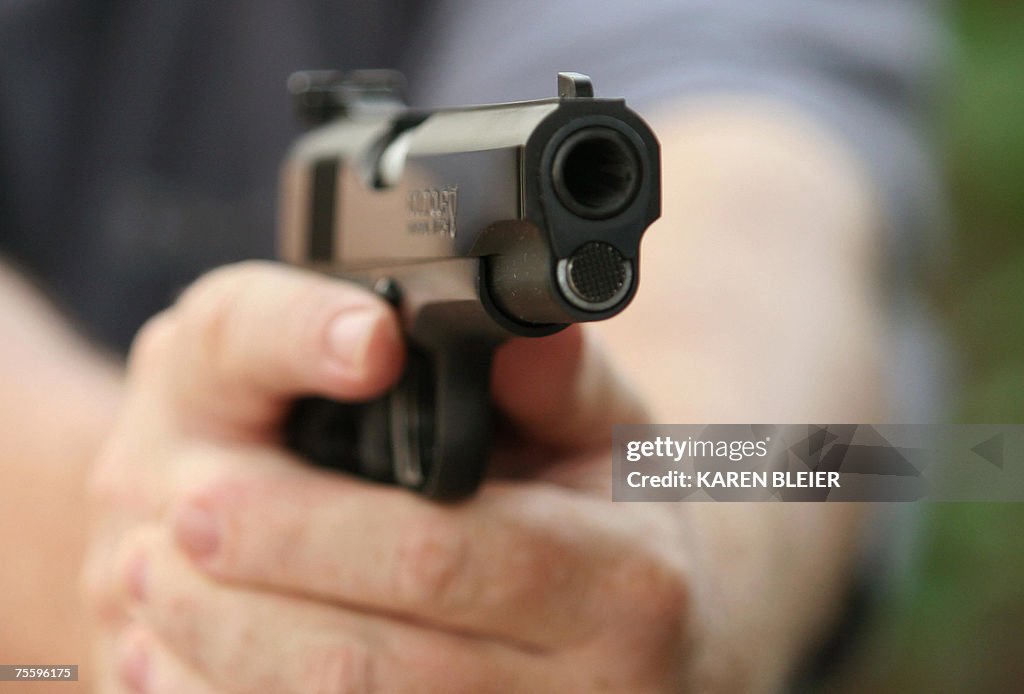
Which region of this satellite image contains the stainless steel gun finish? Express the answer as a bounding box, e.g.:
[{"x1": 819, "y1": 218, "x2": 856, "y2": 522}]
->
[{"x1": 280, "y1": 71, "x2": 661, "y2": 499}]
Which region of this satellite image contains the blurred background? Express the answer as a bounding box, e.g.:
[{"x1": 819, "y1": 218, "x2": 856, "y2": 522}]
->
[{"x1": 834, "y1": 2, "x2": 1024, "y2": 691}]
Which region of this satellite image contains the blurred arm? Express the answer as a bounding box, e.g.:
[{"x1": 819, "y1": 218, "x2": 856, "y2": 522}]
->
[
  {"x1": 0, "y1": 261, "x2": 120, "y2": 677},
  {"x1": 594, "y1": 97, "x2": 887, "y2": 688}
]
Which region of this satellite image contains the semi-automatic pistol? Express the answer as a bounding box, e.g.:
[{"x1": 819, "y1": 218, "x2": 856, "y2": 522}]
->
[{"x1": 280, "y1": 70, "x2": 661, "y2": 499}]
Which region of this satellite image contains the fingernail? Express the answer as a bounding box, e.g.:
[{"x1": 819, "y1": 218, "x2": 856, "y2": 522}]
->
[
  {"x1": 125, "y1": 550, "x2": 148, "y2": 602},
  {"x1": 117, "y1": 633, "x2": 150, "y2": 693},
  {"x1": 326, "y1": 308, "x2": 380, "y2": 373},
  {"x1": 174, "y1": 502, "x2": 221, "y2": 561}
]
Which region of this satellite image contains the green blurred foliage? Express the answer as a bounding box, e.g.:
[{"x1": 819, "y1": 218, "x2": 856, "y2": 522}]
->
[
  {"x1": 943, "y1": 2, "x2": 1024, "y2": 396},
  {"x1": 834, "y1": 3, "x2": 1024, "y2": 692},
  {"x1": 849, "y1": 505, "x2": 1024, "y2": 692}
]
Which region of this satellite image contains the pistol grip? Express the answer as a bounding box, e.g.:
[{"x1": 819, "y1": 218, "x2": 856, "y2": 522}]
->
[{"x1": 284, "y1": 345, "x2": 493, "y2": 500}]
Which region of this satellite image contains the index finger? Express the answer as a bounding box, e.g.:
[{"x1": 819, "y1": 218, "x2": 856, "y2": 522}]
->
[{"x1": 129, "y1": 261, "x2": 405, "y2": 438}]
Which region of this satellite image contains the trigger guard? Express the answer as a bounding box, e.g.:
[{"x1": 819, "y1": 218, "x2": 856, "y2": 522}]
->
[
  {"x1": 388, "y1": 350, "x2": 436, "y2": 490},
  {"x1": 393, "y1": 344, "x2": 493, "y2": 500}
]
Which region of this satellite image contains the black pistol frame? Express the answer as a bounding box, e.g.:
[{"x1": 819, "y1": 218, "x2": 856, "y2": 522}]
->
[{"x1": 281, "y1": 71, "x2": 661, "y2": 500}]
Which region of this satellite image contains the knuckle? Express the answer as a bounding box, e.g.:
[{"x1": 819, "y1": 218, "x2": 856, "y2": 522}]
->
[
  {"x1": 176, "y1": 470, "x2": 276, "y2": 567},
  {"x1": 127, "y1": 310, "x2": 178, "y2": 376},
  {"x1": 193, "y1": 466, "x2": 275, "y2": 514},
  {"x1": 175, "y1": 262, "x2": 272, "y2": 347},
  {"x1": 301, "y1": 643, "x2": 374, "y2": 694},
  {"x1": 392, "y1": 515, "x2": 469, "y2": 609},
  {"x1": 177, "y1": 473, "x2": 244, "y2": 535},
  {"x1": 178, "y1": 262, "x2": 349, "y2": 378},
  {"x1": 177, "y1": 272, "x2": 244, "y2": 360}
]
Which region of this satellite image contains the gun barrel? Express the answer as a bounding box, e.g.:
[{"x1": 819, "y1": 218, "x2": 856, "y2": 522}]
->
[{"x1": 551, "y1": 126, "x2": 642, "y2": 220}]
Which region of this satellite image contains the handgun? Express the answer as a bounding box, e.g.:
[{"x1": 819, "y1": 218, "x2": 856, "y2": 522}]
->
[{"x1": 280, "y1": 70, "x2": 660, "y2": 499}]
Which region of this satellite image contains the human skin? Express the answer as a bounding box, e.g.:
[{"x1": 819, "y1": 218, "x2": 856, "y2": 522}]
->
[{"x1": 0, "y1": 97, "x2": 885, "y2": 692}]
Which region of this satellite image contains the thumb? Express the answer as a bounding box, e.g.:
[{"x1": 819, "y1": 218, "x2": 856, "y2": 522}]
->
[
  {"x1": 490, "y1": 325, "x2": 649, "y2": 451},
  {"x1": 128, "y1": 261, "x2": 404, "y2": 438}
]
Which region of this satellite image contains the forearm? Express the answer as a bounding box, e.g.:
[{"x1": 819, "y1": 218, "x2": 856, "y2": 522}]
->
[
  {"x1": 0, "y1": 260, "x2": 121, "y2": 670},
  {"x1": 596, "y1": 97, "x2": 887, "y2": 690},
  {"x1": 599, "y1": 96, "x2": 886, "y2": 422}
]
